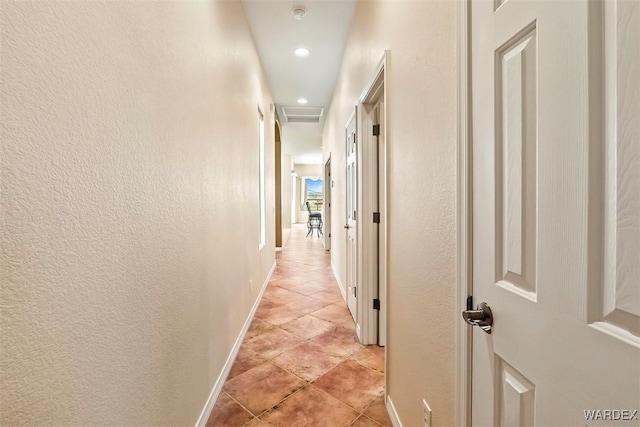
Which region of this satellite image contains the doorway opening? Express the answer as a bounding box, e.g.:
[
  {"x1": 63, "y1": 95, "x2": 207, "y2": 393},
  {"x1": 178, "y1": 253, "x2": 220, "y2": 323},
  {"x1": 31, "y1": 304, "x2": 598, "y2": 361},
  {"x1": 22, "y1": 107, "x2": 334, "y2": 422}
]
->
[
  {"x1": 275, "y1": 120, "x2": 283, "y2": 250},
  {"x1": 358, "y1": 54, "x2": 388, "y2": 347},
  {"x1": 345, "y1": 53, "x2": 388, "y2": 348}
]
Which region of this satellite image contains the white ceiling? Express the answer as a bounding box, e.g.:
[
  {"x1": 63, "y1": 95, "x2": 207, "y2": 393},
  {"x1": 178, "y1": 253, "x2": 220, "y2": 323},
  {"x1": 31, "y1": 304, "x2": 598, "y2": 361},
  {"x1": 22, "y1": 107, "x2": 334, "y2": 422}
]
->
[{"x1": 242, "y1": 0, "x2": 356, "y2": 165}]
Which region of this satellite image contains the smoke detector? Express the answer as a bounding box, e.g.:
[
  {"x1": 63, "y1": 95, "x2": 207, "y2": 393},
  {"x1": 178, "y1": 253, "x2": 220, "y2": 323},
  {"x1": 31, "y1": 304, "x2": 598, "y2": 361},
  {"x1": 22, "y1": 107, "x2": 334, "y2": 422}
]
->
[{"x1": 292, "y1": 7, "x2": 306, "y2": 20}]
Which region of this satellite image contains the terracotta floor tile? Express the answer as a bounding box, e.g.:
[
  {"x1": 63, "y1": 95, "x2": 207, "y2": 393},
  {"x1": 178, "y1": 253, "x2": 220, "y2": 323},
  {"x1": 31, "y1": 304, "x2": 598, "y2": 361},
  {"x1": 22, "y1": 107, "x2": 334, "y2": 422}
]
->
[
  {"x1": 273, "y1": 280, "x2": 325, "y2": 295},
  {"x1": 224, "y1": 362, "x2": 305, "y2": 416},
  {"x1": 260, "y1": 386, "x2": 359, "y2": 427},
  {"x1": 298, "y1": 266, "x2": 325, "y2": 274},
  {"x1": 280, "y1": 315, "x2": 336, "y2": 340},
  {"x1": 275, "y1": 260, "x2": 299, "y2": 268},
  {"x1": 270, "y1": 272, "x2": 285, "y2": 282},
  {"x1": 311, "y1": 326, "x2": 364, "y2": 357},
  {"x1": 274, "y1": 265, "x2": 296, "y2": 275},
  {"x1": 286, "y1": 293, "x2": 332, "y2": 308},
  {"x1": 228, "y1": 346, "x2": 267, "y2": 380},
  {"x1": 318, "y1": 273, "x2": 335, "y2": 281},
  {"x1": 350, "y1": 346, "x2": 385, "y2": 373},
  {"x1": 315, "y1": 280, "x2": 342, "y2": 291},
  {"x1": 254, "y1": 299, "x2": 280, "y2": 320},
  {"x1": 262, "y1": 286, "x2": 309, "y2": 305},
  {"x1": 310, "y1": 289, "x2": 343, "y2": 304},
  {"x1": 299, "y1": 265, "x2": 325, "y2": 273},
  {"x1": 272, "y1": 342, "x2": 344, "y2": 381},
  {"x1": 245, "y1": 318, "x2": 275, "y2": 341},
  {"x1": 340, "y1": 317, "x2": 356, "y2": 331},
  {"x1": 317, "y1": 281, "x2": 341, "y2": 289},
  {"x1": 283, "y1": 268, "x2": 312, "y2": 278},
  {"x1": 244, "y1": 418, "x2": 270, "y2": 426},
  {"x1": 350, "y1": 415, "x2": 382, "y2": 427},
  {"x1": 281, "y1": 298, "x2": 330, "y2": 317},
  {"x1": 258, "y1": 298, "x2": 279, "y2": 310},
  {"x1": 269, "y1": 276, "x2": 308, "y2": 290},
  {"x1": 255, "y1": 303, "x2": 305, "y2": 325},
  {"x1": 206, "y1": 392, "x2": 253, "y2": 427},
  {"x1": 311, "y1": 303, "x2": 354, "y2": 324},
  {"x1": 244, "y1": 328, "x2": 302, "y2": 359},
  {"x1": 362, "y1": 394, "x2": 392, "y2": 427},
  {"x1": 313, "y1": 360, "x2": 384, "y2": 411},
  {"x1": 222, "y1": 225, "x2": 386, "y2": 425},
  {"x1": 266, "y1": 277, "x2": 287, "y2": 288},
  {"x1": 309, "y1": 276, "x2": 339, "y2": 287}
]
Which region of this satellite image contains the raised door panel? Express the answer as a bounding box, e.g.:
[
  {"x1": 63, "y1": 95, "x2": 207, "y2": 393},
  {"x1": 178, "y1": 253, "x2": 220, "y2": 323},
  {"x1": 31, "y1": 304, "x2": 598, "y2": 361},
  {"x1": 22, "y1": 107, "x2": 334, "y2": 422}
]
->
[
  {"x1": 591, "y1": 0, "x2": 640, "y2": 346},
  {"x1": 495, "y1": 23, "x2": 538, "y2": 301},
  {"x1": 496, "y1": 357, "x2": 535, "y2": 427}
]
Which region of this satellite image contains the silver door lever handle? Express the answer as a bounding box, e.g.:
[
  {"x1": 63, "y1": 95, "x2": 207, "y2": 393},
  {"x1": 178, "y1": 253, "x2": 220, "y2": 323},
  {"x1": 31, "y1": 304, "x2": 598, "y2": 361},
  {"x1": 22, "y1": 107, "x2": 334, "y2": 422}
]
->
[{"x1": 462, "y1": 302, "x2": 493, "y2": 334}]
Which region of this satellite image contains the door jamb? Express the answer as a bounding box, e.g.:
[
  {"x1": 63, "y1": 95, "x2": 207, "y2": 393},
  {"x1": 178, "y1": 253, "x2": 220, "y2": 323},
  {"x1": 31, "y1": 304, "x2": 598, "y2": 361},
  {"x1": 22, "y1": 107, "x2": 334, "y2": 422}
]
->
[
  {"x1": 357, "y1": 52, "x2": 388, "y2": 347},
  {"x1": 456, "y1": 1, "x2": 472, "y2": 425},
  {"x1": 324, "y1": 155, "x2": 332, "y2": 251}
]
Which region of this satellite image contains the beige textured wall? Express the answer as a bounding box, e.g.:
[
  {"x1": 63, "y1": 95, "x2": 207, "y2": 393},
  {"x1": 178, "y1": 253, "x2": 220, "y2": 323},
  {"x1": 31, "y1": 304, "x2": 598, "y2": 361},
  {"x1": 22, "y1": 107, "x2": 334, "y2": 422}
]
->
[
  {"x1": 1, "y1": 2, "x2": 274, "y2": 425},
  {"x1": 322, "y1": 1, "x2": 457, "y2": 425},
  {"x1": 294, "y1": 163, "x2": 324, "y2": 178}
]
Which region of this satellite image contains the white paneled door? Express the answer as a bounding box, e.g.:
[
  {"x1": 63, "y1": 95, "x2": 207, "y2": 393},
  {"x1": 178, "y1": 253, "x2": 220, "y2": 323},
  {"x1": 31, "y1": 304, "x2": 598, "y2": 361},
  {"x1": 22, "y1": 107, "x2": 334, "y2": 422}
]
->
[
  {"x1": 346, "y1": 108, "x2": 358, "y2": 321},
  {"x1": 469, "y1": 0, "x2": 640, "y2": 424}
]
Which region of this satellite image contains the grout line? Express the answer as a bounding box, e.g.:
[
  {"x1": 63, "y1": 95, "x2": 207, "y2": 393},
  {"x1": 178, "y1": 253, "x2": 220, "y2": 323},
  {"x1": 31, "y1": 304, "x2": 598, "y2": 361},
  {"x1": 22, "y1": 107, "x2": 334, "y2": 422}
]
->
[
  {"x1": 348, "y1": 352, "x2": 386, "y2": 375},
  {"x1": 251, "y1": 381, "x2": 310, "y2": 419},
  {"x1": 309, "y1": 384, "x2": 373, "y2": 424},
  {"x1": 222, "y1": 390, "x2": 259, "y2": 419},
  {"x1": 356, "y1": 414, "x2": 387, "y2": 427}
]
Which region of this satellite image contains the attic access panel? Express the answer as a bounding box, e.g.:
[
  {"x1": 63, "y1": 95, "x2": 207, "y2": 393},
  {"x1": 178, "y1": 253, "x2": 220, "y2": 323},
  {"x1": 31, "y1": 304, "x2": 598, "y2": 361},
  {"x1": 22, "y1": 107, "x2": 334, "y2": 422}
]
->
[{"x1": 280, "y1": 106, "x2": 325, "y2": 124}]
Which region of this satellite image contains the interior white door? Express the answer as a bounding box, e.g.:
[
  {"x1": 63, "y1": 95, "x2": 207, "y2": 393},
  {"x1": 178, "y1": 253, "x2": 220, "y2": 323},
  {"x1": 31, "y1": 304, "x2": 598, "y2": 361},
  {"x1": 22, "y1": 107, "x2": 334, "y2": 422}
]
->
[
  {"x1": 469, "y1": 0, "x2": 640, "y2": 425},
  {"x1": 346, "y1": 109, "x2": 358, "y2": 320}
]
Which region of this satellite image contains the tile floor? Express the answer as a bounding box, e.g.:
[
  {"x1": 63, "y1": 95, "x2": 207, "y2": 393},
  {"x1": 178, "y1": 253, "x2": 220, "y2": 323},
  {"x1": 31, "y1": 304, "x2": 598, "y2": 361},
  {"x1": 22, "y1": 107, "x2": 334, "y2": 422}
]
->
[{"x1": 207, "y1": 225, "x2": 390, "y2": 427}]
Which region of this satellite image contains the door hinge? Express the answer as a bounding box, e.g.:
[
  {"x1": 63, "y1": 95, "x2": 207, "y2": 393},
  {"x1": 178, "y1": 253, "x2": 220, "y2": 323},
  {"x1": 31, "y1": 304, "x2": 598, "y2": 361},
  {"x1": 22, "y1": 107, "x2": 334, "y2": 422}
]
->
[
  {"x1": 373, "y1": 124, "x2": 380, "y2": 136},
  {"x1": 373, "y1": 212, "x2": 380, "y2": 223},
  {"x1": 466, "y1": 295, "x2": 473, "y2": 311},
  {"x1": 328, "y1": 233, "x2": 331, "y2": 238},
  {"x1": 373, "y1": 298, "x2": 380, "y2": 310},
  {"x1": 328, "y1": 202, "x2": 331, "y2": 207}
]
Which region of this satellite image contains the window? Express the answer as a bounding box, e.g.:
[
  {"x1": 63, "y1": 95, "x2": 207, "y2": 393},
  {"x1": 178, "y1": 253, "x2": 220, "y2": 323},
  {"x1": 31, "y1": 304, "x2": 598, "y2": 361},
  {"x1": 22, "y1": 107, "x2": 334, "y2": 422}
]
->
[
  {"x1": 258, "y1": 108, "x2": 265, "y2": 249},
  {"x1": 305, "y1": 178, "x2": 323, "y2": 211}
]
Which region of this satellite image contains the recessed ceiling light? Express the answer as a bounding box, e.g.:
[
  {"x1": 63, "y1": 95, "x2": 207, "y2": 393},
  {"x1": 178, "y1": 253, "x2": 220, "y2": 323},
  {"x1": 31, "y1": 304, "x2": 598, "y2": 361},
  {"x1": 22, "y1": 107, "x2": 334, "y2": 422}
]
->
[
  {"x1": 297, "y1": 98, "x2": 308, "y2": 104},
  {"x1": 295, "y1": 47, "x2": 310, "y2": 57}
]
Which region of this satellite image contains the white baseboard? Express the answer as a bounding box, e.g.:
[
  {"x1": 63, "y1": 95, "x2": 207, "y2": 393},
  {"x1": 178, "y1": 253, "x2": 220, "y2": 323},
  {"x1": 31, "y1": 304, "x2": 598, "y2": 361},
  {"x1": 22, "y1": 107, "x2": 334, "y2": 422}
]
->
[
  {"x1": 386, "y1": 395, "x2": 403, "y2": 427},
  {"x1": 195, "y1": 261, "x2": 276, "y2": 427},
  {"x1": 331, "y1": 262, "x2": 347, "y2": 302},
  {"x1": 275, "y1": 247, "x2": 282, "y2": 252}
]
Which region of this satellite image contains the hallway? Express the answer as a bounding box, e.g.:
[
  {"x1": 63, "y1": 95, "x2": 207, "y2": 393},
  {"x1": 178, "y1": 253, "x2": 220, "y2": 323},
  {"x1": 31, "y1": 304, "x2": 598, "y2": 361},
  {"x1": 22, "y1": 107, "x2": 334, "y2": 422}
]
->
[{"x1": 206, "y1": 225, "x2": 390, "y2": 427}]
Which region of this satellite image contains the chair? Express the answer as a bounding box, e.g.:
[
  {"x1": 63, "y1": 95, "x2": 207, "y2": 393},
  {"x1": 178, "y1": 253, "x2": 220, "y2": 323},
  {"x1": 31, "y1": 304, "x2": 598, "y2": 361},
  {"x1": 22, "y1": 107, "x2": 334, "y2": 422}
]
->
[{"x1": 306, "y1": 201, "x2": 323, "y2": 237}]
